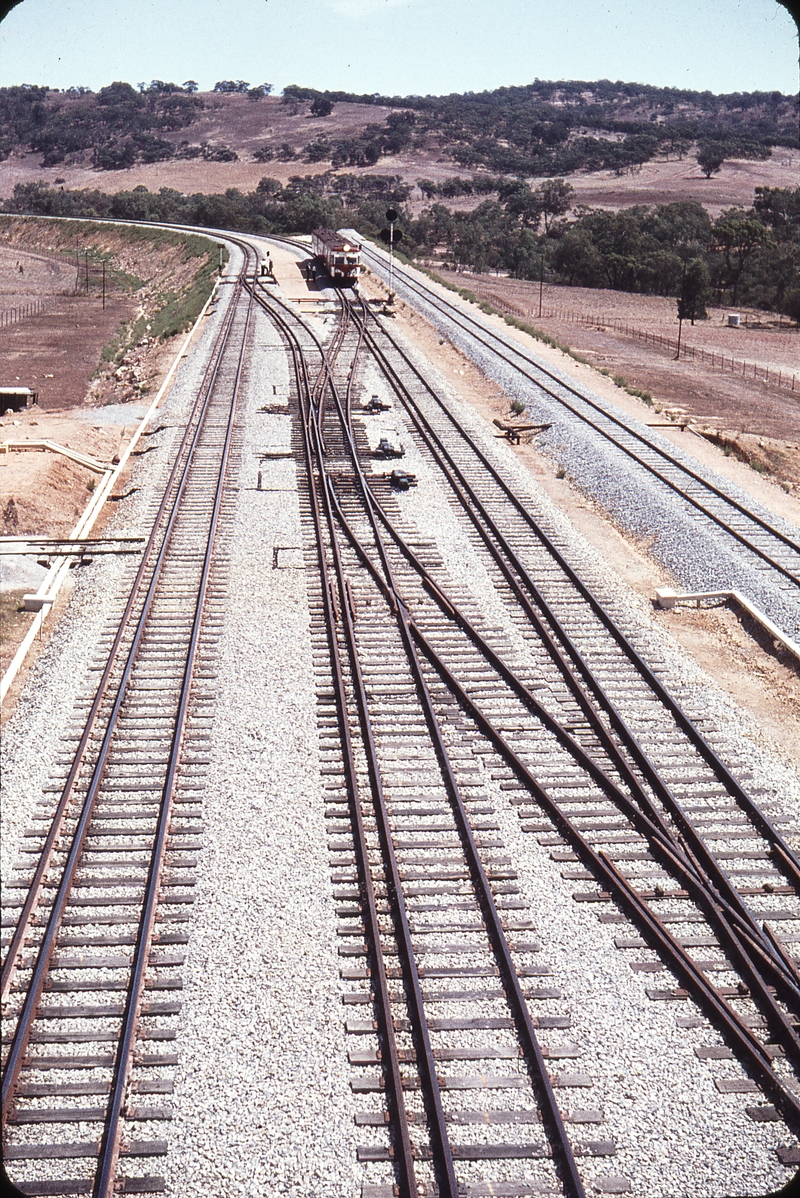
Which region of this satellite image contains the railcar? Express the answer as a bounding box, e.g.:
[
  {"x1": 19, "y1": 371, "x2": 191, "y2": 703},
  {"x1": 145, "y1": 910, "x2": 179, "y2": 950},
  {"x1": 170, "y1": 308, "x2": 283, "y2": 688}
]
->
[{"x1": 311, "y1": 228, "x2": 362, "y2": 285}]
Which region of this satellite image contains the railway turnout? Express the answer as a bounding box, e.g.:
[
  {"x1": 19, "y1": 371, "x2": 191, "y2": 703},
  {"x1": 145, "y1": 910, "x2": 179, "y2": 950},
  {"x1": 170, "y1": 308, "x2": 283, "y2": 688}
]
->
[{"x1": 2, "y1": 228, "x2": 798, "y2": 1197}]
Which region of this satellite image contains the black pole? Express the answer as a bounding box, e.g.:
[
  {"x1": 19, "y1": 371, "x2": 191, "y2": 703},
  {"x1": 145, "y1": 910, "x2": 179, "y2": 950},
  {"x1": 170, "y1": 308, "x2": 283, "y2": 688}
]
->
[
  {"x1": 102, "y1": 260, "x2": 106, "y2": 310},
  {"x1": 675, "y1": 261, "x2": 686, "y2": 360},
  {"x1": 538, "y1": 254, "x2": 544, "y2": 319},
  {"x1": 389, "y1": 222, "x2": 395, "y2": 300}
]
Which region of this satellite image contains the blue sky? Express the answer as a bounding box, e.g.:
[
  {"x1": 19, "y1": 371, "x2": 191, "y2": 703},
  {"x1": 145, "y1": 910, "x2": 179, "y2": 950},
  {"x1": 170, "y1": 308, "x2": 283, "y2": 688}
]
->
[{"x1": 0, "y1": 0, "x2": 797, "y2": 96}]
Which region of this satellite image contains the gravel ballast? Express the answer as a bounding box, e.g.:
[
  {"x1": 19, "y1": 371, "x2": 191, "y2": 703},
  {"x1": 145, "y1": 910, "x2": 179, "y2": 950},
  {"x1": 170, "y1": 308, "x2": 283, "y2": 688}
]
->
[
  {"x1": 361, "y1": 247, "x2": 800, "y2": 643},
  {"x1": 339, "y1": 288, "x2": 799, "y2": 1195},
  {"x1": 2, "y1": 233, "x2": 798, "y2": 1197},
  {"x1": 164, "y1": 290, "x2": 358, "y2": 1197}
]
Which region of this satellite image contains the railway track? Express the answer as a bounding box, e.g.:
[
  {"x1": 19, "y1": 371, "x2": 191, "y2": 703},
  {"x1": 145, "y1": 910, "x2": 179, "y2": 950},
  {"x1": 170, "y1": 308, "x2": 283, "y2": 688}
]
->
[
  {"x1": 1, "y1": 241, "x2": 255, "y2": 1196},
  {"x1": 359, "y1": 242, "x2": 800, "y2": 599},
  {"x1": 244, "y1": 266, "x2": 800, "y2": 1195},
  {"x1": 2, "y1": 226, "x2": 798, "y2": 1195}
]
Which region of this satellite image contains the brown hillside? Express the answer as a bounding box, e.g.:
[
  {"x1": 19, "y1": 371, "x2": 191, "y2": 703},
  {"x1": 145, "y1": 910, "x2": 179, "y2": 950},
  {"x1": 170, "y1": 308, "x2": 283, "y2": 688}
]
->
[{"x1": 0, "y1": 91, "x2": 794, "y2": 213}]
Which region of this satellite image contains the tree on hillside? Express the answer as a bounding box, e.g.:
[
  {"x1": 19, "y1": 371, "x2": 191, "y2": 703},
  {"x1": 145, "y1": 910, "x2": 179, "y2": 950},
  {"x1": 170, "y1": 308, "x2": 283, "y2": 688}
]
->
[
  {"x1": 310, "y1": 96, "x2": 334, "y2": 117},
  {"x1": 753, "y1": 185, "x2": 800, "y2": 232},
  {"x1": 662, "y1": 137, "x2": 692, "y2": 160},
  {"x1": 675, "y1": 256, "x2": 711, "y2": 357},
  {"x1": 677, "y1": 258, "x2": 711, "y2": 325},
  {"x1": 183, "y1": 81, "x2": 199, "y2": 93},
  {"x1": 498, "y1": 180, "x2": 543, "y2": 229},
  {"x1": 696, "y1": 142, "x2": 725, "y2": 178},
  {"x1": 784, "y1": 290, "x2": 800, "y2": 325},
  {"x1": 214, "y1": 80, "x2": 250, "y2": 94},
  {"x1": 256, "y1": 176, "x2": 281, "y2": 195},
  {"x1": 711, "y1": 208, "x2": 770, "y2": 303},
  {"x1": 642, "y1": 200, "x2": 712, "y2": 254},
  {"x1": 552, "y1": 226, "x2": 604, "y2": 286},
  {"x1": 97, "y1": 81, "x2": 141, "y2": 107},
  {"x1": 535, "y1": 177, "x2": 574, "y2": 231}
]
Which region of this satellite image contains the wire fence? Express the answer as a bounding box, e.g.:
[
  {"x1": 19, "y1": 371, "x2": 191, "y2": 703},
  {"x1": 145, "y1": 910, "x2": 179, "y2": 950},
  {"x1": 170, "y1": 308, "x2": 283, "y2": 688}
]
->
[
  {"x1": 484, "y1": 293, "x2": 798, "y2": 395},
  {"x1": 0, "y1": 299, "x2": 46, "y2": 330}
]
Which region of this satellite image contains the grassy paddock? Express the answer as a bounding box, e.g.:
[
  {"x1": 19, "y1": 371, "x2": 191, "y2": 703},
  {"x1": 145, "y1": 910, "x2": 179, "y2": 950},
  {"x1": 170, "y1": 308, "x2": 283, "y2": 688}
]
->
[{"x1": 413, "y1": 263, "x2": 594, "y2": 367}]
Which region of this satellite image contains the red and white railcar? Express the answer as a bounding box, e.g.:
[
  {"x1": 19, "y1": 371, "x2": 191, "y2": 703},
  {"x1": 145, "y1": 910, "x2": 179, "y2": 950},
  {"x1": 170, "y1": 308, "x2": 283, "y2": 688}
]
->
[{"x1": 311, "y1": 228, "x2": 362, "y2": 285}]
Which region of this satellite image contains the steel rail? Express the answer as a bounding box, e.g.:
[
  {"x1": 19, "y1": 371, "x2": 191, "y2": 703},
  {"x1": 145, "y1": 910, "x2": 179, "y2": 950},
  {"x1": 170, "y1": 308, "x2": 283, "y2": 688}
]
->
[
  {"x1": 92, "y1": 245, "x2": 257, "y2": 1197},
  {"x1": 314, "y1": 475, "x2": 461, "y2": 1198},
  {"x1": 257, "y1": 280, "x2": 587, "y2": 1197},
  {"x1": 326, "y1": 462, "x2": 800, "y2": 1017},
  {"x1": 324, "y1": 470, "x2": 800, "y2": 1086},
  {"x1": 361, "y1": 245, "x2": 800, "y2": 582},
  {"x1": 0, "y1": 270, "x2": 245, "y2": 1006},
  {"x1": 2, "y1": 253, "x2": 253, "y2": 1198},
  {"x1": 259, "y1": 291, "x2": 421, "y2": 1197},
  {"x1": 344, "y1": 294, "x2": 800, "y2": 1040},
  {"x1": 350, "y1": 298, "x2": 800, "y2": 883},
  {"x1": 409, "y1": 636, "x2": 800, "y2": 1131},
  {"x1": 232, "y1": 244, "x2": 796, "y2": 1182},
  {"x1": 277, "y1": 287, "x2": 589, "y2": 1198},
  {"x1": 1, "y1": 258, "x2": 252, "y2": 1124},
  {"x1": 293, "y1": 288, "x2": 462, "y2": 1198},
  {"x1": 326, "y1": 469, "x2": 800, "y2": 1117},
  {"x1": 349, "y1": 295, "x2": 800, "y2": 918},
  {"x1": 275, "y1": 282, "x2": 800, "y2": 1046},
  {"x1": 344, "y1": 397, "x2": 800, "y2": 1015}
]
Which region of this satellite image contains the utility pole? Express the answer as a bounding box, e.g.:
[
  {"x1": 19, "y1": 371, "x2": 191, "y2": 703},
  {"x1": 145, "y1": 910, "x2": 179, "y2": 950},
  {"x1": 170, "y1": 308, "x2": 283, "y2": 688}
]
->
[
  {"x1": 675, "y1": 261, "x2": 687, "y2": 361},
  {"x1": 538, "y1": 254, "x2": 545, "y2": 319},
  {"x1": 102, "y1": 260, "x2": 106, "y2": 310},
  {"x1": 85, "y1": 252, "x2": 90, "y2": 294}
]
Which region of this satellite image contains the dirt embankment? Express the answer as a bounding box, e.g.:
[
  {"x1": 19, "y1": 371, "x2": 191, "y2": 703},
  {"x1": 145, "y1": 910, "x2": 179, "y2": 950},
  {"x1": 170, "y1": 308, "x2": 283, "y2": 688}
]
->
[
  {"x1": 0, "y1": 217, "x2": 219, "y2": 410},
  {"x1": 0, "y1": 218, "x2": 222, "y2": 696},
  {"x1": 0, "y1": 215, "x2": 221, "y2": 541}
]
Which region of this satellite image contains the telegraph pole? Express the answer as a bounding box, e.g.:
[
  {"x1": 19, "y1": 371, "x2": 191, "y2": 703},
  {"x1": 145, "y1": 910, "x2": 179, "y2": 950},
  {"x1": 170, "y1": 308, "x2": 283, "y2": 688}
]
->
[
  {"x1": 675, "y1": 261, "x2": 687, "y2": 360},
  {"x1": 538, "y1": 254, "x2": 545, "y2": 318},
  {"x1": 102, "y1": 260, "x2": 106, "y2": 310}
]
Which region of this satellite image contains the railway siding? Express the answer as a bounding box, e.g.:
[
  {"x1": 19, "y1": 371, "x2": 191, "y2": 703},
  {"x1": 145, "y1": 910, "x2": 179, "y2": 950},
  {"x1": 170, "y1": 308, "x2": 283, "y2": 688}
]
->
[
  {"x1": 361, "y1": 244, "x2": 800, "y2": 646},
  {"x1": 2, "y1": 230, "x2": 799, "y2": 1197}
]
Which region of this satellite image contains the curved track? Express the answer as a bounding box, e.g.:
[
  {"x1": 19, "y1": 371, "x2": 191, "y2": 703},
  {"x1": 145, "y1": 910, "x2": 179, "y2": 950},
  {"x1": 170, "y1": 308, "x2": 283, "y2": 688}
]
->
[
  {"x1": 1, "y1": 240, "x2": 255, "y2": 1197},
  {"x1": 2, "y1": 225, "x2": 798, "y2": 1196}
]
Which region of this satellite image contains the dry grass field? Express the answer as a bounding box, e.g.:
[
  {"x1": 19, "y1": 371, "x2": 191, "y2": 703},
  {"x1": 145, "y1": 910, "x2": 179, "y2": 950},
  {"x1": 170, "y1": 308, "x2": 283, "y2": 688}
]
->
[{"x1": 0, "y1": 92, "x2": 794, "y2": 215}]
